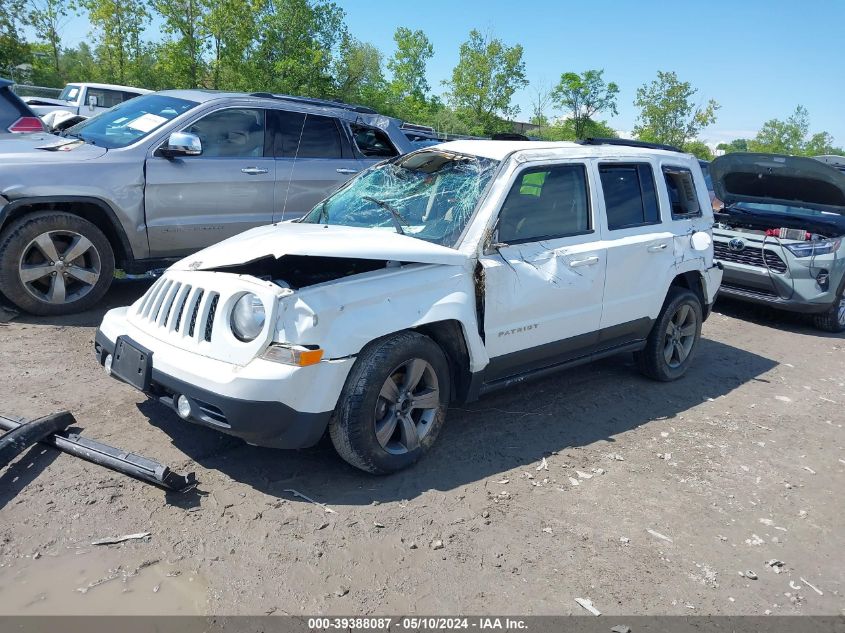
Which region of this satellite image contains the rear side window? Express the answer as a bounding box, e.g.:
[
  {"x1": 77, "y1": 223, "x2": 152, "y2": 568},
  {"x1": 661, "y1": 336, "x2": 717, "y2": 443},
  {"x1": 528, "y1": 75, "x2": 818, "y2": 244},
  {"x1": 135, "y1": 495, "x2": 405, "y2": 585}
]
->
[
  {"x1": 351, "y1": 124, "x2": 398, "y2": 158},
  {"x1": 663, "y1": 166, "x2": 701, "y2": 218},
  {"x1": 498, "y1": 164, "x2": 591, "y2": 243},
  {"x1": 272, "y1": 109, "x2": 306, "y2": 158},
  {"x1": 599, "y1": 163, "x2": 660, "y2": 230},
  {"x1": 86, "y1": 88, "x2": 125, "y2": 108},
  {"x1": 297, "y1": 114, "x2": 342, "y2": 158}
]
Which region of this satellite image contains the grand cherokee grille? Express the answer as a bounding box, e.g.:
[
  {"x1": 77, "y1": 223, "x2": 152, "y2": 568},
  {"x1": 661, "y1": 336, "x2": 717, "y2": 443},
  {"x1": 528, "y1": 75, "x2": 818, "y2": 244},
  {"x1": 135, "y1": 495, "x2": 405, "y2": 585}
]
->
[{"x1": 714, "y1": 242, "x2": 788, "y2": 274}]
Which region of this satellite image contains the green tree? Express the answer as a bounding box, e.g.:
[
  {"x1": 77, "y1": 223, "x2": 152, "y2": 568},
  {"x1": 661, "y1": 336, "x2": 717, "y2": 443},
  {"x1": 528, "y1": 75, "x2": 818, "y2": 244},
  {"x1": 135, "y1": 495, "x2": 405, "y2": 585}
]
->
[
  {"x1": 444, "y1": 29, "x2": 528, "y2": 135},
  {"x1": 251, "y1": 0, "x2": 345, "y2": 97},
  {"x1": 684, "y1": 140, "x2": 714, "y2": 160},
  {"x1": 633, "y1": 70, "x2": 719, "y2": 149},
  {"x1": 332, "y1": 34, "x2": 386, "y2": 108},
  {"x1": 387, "y1": 27, "x2": 433, "y2": 100},
  {"x1": 535, "y1": 117, "x2": 617, "y2": 141},
  {"x1": 153, "y1": 0, "x2": 209, "y2": 88},
  {"x1": 203, "y1": 0, "x2": 259, "y2": 90},
  {"x1": 716, "y1": 138, "x2": 749, "y2": 153},
  {"x1": 552, "y1": 69, "x2": 619, "y2": 139},
  {"x1": 81, "y1": 0, "x2": 149, "y2": 85},
  {"x1": 26, "y1": 0, "x2": 71, "y2": 77},
  {"x1": 1, "y1": 0, "x2": 31, "y2": 74},
  {"x1": 749, "y1": 105, "x2": 844, "y2": 156}
]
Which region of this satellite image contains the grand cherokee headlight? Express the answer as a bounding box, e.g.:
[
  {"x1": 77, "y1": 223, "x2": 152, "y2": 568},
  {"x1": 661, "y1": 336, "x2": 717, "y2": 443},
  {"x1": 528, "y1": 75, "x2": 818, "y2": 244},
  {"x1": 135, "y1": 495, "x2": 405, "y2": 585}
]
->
[
  {"x1": 783, "y1": 239, "x2": 841, "y2": 258},
  {"x1": 230, "y1": 293, "x2": 265, "y2": 341}
]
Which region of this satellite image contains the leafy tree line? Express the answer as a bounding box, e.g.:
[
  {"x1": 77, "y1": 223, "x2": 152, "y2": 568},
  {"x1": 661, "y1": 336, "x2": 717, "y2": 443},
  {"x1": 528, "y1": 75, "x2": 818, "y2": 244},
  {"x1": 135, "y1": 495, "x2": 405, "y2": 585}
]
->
[
  {"x1": 718, "y1": 105, "x2": 844, "y2": 157},
  {"x1": 2, "y1": 0, "x2": 841, "y2": 155}
]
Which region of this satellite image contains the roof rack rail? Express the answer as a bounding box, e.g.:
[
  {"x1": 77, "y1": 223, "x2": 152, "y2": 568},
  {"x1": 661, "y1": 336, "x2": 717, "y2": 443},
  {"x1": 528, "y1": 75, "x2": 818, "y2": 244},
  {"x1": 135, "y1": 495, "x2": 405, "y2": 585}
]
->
[
  {"x1": 400, "y1": 122, "x2": 436, "y2": 133},
  {"x1": 249, "y1": 92, "x2": 377, "y2": 114},
  {"x1": 578, "y1": 137, "x2": 684, "y2": 153}
]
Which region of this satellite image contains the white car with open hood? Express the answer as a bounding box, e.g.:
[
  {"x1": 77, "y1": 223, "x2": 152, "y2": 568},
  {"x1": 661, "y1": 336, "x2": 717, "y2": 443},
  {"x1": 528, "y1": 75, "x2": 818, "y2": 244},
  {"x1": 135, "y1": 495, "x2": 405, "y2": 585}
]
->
[{"x1": 95, "y1": 140, "x2": 722, "y2": 473}]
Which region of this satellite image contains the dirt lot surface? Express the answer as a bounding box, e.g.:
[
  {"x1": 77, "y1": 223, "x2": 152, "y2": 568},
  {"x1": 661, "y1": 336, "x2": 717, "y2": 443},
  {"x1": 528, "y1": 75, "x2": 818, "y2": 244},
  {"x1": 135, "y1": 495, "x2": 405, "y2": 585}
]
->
[{"x1": 1, "y1": 280, "x2": 843, "y2": 616}]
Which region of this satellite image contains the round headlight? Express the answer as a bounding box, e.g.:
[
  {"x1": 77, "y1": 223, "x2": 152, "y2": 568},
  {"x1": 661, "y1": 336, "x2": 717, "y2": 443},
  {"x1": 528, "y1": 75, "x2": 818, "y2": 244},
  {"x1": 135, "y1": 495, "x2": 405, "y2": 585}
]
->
[{"x1": 230, "y1": 293, "x2": 266, "y2": 342}]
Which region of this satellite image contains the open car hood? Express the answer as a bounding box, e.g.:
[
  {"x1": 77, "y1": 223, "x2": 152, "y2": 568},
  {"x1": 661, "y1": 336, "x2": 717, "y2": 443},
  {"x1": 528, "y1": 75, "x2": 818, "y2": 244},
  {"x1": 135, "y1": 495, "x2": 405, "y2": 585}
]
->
[
  {"x1": 710, "y1": 153, "x2": 845, "y2": 214},
  {"x1": 172, "y1": 222, "x2": 469, "y2": 271}
]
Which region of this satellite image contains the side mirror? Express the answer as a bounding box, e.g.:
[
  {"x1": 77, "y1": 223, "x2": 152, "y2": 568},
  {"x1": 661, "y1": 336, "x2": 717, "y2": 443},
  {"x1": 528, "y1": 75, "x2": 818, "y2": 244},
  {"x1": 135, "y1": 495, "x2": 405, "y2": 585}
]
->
[
  {"x1": 690, "y1": 231, "x2": 712, "y2": 252},
  {"x1": 161, "y1": 132, "x2": 202, "y2": 157},
  {"x1": 87, "y1": 95, "x2": 98, "y2": 110}
]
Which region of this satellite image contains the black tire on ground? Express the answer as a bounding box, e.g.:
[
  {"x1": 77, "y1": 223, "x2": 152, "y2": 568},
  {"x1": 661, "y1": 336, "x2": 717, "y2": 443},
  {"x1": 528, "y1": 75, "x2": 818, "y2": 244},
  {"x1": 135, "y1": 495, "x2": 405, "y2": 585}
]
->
[
  {"x1": 0, "y1": 211, "x2": 115, "y2": 316},
  {"x1": 812, "y1": 280, "x2": 845, "y2": 333},
  {"x1": 329, "y1": 331, "x2": 451, "y2": 474},
  {"x1": 635, "y1": 286, "x2": 703, "y2": 382}
]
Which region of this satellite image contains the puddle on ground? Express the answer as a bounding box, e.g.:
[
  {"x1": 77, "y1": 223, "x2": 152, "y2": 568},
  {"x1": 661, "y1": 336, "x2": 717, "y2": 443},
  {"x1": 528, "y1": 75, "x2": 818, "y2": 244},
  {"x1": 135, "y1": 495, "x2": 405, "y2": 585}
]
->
[{"x1": 0, "y1": 546, "x2": 208, "y2": 614}]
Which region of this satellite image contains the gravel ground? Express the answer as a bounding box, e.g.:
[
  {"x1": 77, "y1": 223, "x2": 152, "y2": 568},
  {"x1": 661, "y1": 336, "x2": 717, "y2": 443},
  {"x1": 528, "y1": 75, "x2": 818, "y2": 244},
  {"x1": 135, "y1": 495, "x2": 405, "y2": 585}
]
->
[{"x1": 0, "y1": 280, "x2": 843, "y2": 616}]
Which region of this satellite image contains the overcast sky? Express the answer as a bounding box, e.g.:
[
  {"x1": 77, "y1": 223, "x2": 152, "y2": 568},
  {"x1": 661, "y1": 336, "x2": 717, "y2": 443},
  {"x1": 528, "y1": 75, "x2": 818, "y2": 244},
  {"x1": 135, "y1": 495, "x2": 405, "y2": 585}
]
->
[{"x1": 54, "y1": 0, "x2": 844, "y2": 146}]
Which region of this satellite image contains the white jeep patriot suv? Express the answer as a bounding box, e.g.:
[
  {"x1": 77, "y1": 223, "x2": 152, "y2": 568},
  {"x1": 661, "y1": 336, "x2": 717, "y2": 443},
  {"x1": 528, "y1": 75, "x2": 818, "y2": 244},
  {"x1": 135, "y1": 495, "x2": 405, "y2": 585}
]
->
[{"x1": 95, "y1": 139, "x2": 722, "y2": 473}]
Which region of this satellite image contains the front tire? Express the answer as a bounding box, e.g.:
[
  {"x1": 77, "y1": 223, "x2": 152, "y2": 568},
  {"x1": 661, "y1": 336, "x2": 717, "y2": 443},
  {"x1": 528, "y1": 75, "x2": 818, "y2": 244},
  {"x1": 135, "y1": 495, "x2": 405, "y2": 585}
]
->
[
  {"x1": 812, "y1": 282, "x2": 845, "y2": 333},
  {"x1": 0, "y1": 212, "x2": 115, "y2": 316},
  {"x1": 329, "y1": 331, "x2": 451, "y2": 474},
  {"x1": 635, "y1": 287, "x2": 703, "y2": 382}
]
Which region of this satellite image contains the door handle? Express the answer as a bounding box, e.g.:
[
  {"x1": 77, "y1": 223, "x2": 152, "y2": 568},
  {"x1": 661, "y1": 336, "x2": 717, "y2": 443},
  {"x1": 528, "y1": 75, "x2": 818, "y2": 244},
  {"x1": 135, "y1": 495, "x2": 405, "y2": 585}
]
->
[
  {"x1": 569, "y1": 256, "x2": 600, "y2": 268},
  {"x1": 336, "y1": 168, "x2": 358, "y2": 175},
  {"x1": 241, "y1": 167, "x2": 269, "y2": 175},
  {"x1": 647, "y1": 243, "x2": 668, "y2": 252}
]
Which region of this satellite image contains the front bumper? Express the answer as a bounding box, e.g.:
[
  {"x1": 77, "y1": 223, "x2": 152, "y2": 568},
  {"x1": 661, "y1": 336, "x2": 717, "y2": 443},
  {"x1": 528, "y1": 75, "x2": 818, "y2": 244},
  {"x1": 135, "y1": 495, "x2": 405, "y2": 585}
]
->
[
  {"x1": 717, "y1": 261, "x2": 843, "y2": 314},
  {"x1": 94, "y1": 310, "x2": 355, "y2": 449}
]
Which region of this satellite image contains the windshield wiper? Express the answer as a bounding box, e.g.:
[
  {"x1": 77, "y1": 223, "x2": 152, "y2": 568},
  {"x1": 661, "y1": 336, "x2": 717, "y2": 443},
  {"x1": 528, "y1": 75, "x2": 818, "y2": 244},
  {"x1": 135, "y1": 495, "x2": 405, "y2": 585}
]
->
[{"x1": 362, "y1": 196, "x2": 408, "y2": 235}]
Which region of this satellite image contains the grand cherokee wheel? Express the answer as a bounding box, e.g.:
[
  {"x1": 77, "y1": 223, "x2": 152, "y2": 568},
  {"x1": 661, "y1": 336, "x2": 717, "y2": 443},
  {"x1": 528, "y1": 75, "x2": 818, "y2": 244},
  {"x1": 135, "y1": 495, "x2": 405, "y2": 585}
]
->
[
  {"x1": 635, "y1": 287, "x2": 703, "y2": 382},
  {"x1": 0, "y1": 212, "x2": 115, "y2": 315},
  {"x1": 329, "y1": 331, "x2": 451, "y2": 474}
]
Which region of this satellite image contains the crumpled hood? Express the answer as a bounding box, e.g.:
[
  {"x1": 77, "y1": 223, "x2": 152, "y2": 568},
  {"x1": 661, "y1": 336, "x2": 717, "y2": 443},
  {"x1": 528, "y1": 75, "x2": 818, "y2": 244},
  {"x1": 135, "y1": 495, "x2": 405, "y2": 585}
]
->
[
  {"x1": 171, "y1": 222, "x2": 470, "y2": 271},
  {"x1": 711, "y1": 153, "x2": 845, "y2": 213},
  {"x1": 0, "y1": 133, "x2": 108, "y2": 162},
  {"x1": 21, "y1": 96, "x2": 69, "y2": 107}
]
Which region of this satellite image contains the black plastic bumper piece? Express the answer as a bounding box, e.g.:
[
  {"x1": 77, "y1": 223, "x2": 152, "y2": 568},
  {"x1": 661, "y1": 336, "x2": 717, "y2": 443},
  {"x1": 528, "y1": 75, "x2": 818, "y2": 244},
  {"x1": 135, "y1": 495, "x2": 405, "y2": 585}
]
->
[
  {"x1": 95, "y1": 330, "x2": 332, "y2": 449},
  {"x1": 0, "y1": 411, "x2": 74, "y2": 468},
  {"x1": 0, "y1": 413, "x2": 196, "y2": 491}
]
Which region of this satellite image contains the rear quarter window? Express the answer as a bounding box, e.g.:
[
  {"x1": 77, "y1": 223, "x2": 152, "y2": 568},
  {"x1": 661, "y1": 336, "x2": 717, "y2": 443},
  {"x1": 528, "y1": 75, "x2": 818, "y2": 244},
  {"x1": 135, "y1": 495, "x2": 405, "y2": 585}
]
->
[{"x1": 663, "y1": 166, "x2": 702, "y2": 219}]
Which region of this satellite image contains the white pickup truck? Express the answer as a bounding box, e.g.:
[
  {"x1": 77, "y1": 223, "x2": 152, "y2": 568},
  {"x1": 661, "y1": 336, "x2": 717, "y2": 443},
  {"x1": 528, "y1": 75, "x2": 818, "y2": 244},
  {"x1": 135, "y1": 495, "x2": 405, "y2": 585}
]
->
[{"x1": 22, "y1": 82, "x2": 151, "y2": 130}]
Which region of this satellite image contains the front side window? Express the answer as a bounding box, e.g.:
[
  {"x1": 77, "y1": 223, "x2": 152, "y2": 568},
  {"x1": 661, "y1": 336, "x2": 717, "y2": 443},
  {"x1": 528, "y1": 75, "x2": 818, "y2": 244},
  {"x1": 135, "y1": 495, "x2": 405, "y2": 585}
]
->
[
  {"x1": 184, "y1": 108, "x2": 266, "y2": 158},
  {"x1": 498, "y1": 164, "x2": 591, "y2": 243},
  {"x1": 66, "y1": 94, "x2": 198, "y2": 149},
  {"x1": 599, "y1": 163, "x2": 660, "y2": 230},
  {"x1": 297, "y1": 114, "x2": 342, "y2": 158},
  {"x1": 300, "y1": 149, "x2": 499, "y2": 248},
  {"x1": 663, "y1": 166, "x2": 701, "y2": 218}
]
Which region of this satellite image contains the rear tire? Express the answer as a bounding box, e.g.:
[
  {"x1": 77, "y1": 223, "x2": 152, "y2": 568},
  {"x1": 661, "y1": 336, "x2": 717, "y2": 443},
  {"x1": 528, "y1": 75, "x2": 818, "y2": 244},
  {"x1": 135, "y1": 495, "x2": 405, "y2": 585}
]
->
[
  {"x1": 0, "y1": 212, "x2": 114, "y2": 316},
  {"x1": 635, "y1": 287, "x2": 703, "y2": 382},
  {"x1": 329, "y1": 331, "x2": 451, "y2": 474},
  {"x1": 812, "y1": 282, "x2": 845, "y2": 333}
]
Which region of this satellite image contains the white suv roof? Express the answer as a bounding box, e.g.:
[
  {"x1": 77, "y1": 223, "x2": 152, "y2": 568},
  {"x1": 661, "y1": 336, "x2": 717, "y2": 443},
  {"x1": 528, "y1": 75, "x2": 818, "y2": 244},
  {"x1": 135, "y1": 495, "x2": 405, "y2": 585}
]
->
[{"x1": 436, "y1": 139, "x2": 692, "y2": 162}]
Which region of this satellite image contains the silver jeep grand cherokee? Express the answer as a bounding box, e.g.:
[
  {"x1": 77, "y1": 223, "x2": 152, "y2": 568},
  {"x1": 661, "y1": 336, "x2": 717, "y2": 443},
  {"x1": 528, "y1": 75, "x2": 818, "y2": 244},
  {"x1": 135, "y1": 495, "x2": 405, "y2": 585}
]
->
[
  {"x1": 711, "y1": 153, "x2": 845, "y2": 332},
  {"x1": 0, "y1": 90, "x2": 413, "y2": 315}
]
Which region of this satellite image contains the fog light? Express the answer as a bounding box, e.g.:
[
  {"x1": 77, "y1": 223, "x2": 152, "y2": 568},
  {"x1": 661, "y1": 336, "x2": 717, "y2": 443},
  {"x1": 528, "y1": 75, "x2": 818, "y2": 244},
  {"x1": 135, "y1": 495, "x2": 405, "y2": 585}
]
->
[
  {"x1": 176, "y1": 395, "x2": 192, "y2": 419},
  {"x1": 104, "y1": 354, "x2": 113, "y2": 375},
  {"x1": 817, "y1": 269, "x2": 830, "y2": 291}
]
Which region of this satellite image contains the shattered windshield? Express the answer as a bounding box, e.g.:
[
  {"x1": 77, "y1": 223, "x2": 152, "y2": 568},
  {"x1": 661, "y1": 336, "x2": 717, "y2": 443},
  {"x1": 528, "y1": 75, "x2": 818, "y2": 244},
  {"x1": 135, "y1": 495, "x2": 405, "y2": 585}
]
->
[{"x1": 301, "y1": 150, "x2": 499, "y2": 247}]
